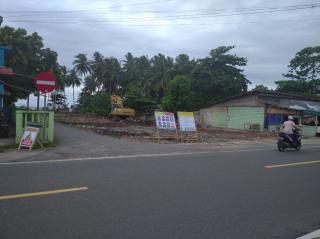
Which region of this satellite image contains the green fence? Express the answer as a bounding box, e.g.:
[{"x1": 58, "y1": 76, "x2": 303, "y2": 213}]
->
[
  {"x1": 300, "y1": 125, "x2": 317, "y2": 137},
  {"x1": 15, "y1": 110, "x2": 54, "y2": 144},
  {"x1": 268, "y1": 125, "x2": 317, "y2": 137}
]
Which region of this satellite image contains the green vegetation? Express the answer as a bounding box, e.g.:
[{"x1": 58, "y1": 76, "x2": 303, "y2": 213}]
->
[
  {"x1": 276, "y1": 46, "x2": 320, "y2": 96},
  {"x1": 123, "y1": 84, "x2": 156, "y2": 115},
  {"x1": 78, "y1": 91, "x2": 111, "y2": 116},
  {"x1": 76, "y1": 46, "x2": 249, "y2": 114},
  {"x1": 162, "y1": 75, "x2": 195, "y2": 112},
  {"x1": 2, "y1": 25, "x2": 319, "y2": 115},
  {"x1": 0, "y1": 26, "x2": 66, "y2": 104}
]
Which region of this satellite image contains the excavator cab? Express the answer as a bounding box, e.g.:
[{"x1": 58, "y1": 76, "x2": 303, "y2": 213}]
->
[{"x1": 110, "y1": 95, "x2": 135, "y2": 118}]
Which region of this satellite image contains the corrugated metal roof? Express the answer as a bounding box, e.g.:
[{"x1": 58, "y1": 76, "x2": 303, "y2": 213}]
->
[
  {"x1": 199, "y1": 90, "x2": 320, "y2": 110},
  {"x1": 0, "y1": 73, "x2": 35, "y2": 92},
  {"x1": 260, "y1": 97, "x2": 320, "y2": 114}
]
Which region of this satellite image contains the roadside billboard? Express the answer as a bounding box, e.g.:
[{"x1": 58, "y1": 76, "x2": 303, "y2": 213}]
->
[
  {"x1": 155, "y1": 112, "x2": 176, "y2": 130},
  {"x1": 178, "y1": 112, "x2": 196, "y2": 132}
]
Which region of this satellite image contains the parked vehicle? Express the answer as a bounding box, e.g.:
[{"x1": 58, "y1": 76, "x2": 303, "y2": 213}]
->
[{"x1": 277, "y1": 129, "x2": 301, "y2": 152}]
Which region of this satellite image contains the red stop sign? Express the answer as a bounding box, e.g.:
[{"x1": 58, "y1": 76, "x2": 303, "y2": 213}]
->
[{"x1": 34, "y1": 70, "x2": 57, "y2": 93}]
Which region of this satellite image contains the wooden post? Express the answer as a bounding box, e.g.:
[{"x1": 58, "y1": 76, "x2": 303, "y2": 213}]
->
[
  {"x1": 157, "y1": 128, "x2": 160, "y2": 143},
  {"x1": 298, "y1": 116, "x2": 302, "y2": 126},
  {"x1": 44, "y1": 93, "x2": 47, "y2": 109},
  {"x1": 37, "y1": 94, "x2": 40, "y2": 110},
  {"x1": 175, "y1": 129, "x2": 179, "y2": 142},
  {"x1": 27, "y1": 95, "x2": 30, "y2": 110}
]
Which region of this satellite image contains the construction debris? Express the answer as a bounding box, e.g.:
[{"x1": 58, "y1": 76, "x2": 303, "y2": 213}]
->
[{"x1": 55, "y1": 113, "x2": 276, "y2": 143}]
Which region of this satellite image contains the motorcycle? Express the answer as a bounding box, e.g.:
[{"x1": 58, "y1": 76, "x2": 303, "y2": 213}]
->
[{"x1": 277, "y1": 129, "x2": 302, "y2": 152}]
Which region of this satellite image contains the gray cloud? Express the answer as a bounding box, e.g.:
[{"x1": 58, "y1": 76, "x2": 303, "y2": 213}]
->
[{"x1": 3, "y1": 0, "x2": 320, "y2": 104}]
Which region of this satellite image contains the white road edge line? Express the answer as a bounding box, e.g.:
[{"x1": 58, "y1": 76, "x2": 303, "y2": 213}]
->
[
  {"x1": 296, "y1": 229, "x2": 320, "y2": 239},
  {"x1": 1, "y1": 145, "x2": 319, "y2": 166},
  {"x1": 0, "y1": 148, "x2": 272, "y2": 166}
]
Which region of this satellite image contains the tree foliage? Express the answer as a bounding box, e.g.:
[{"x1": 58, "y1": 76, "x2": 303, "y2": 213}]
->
[
  {"x1": 50, "y1": 92, "x2": 67, "y2": 109},
  {"x1": 192, "y1": 46, "x2": 249, "y2": 107},
  {"x1": 276, "y1": 46, "x2": 320, "y2": 96},
  {"x1": 252, "y1": 84, "x2": 269, "y2": 91},
  {"x1": 123, "y1": 84, "x2": 156, "y2": 115},
  {"x1": 283, "y1": 46, "x2": 320, "y2": 81},
  {"x1": 65, "y1": 69, "x2": 82, "y2": 104},
  {"x1": 0, "y1": 26, "x2": 66, "y2": 103},
  {"x1": 78, "y1": 91, "x2": 111, "y2": 116},
  {"x1": 75, "y1": 46, "x2": 250, "y2": 115},
  {"x1": 162, "y1": 75, "x2": 195, "y2": 112}
]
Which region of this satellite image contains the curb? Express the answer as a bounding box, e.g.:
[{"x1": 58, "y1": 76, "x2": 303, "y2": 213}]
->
[{"x1": 297, "y1": 229, "x2": 320, "y2": 239}]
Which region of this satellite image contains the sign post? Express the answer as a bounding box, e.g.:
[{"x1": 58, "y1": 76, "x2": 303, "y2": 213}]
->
[
  {"x1": 18, "y1": 127, "x2": 43, "y2": 151},
  {"x1": 154, "y1": 112, "x2": 178, "y2": 142},
  {"x1": 178, "y1": 112, "x2": 197, "y2": 141},
  {"x1": 34, "y1": 70, "x2": 57, "y2": 110}
]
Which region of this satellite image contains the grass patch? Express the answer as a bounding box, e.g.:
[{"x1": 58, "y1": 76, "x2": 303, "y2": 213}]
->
[
  {"x1": 0, "y1": 144, "x2": 18, "y2": 152},
  {"x1": 0, "y1": 142, "x2": 56, "y2": 152}
]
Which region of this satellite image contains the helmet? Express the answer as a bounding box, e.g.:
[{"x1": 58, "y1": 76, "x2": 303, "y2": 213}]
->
[{"x1": 288, "y1": 115, "x2": 294, "y2": 121}]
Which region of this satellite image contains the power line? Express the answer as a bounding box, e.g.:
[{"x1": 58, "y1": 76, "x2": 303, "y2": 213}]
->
[
  {"x1": 6, "y1": 17, "x2": 320, "y2": 27},
  {"x1": 5, "y1": 3, "x2": 320, "y2": 18},
  {"x1": 2, "y1": 0, "x2": 174, "y2": 15},
  {"x1": 5, "y1": 4, "x2": 319, "y2": 24}
]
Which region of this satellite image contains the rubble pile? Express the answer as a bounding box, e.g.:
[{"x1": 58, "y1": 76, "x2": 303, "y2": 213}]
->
[{"x1": 55, "y1": 113, "x2": 275, "y2": 143}]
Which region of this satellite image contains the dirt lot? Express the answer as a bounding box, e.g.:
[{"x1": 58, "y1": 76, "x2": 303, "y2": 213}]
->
[{"x1": 55, "y1": 113, "x2": 276, "y2": 144}]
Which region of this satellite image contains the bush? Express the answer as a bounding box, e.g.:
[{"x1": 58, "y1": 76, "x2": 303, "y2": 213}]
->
[
  {"x1": 78, "y1": 91, "x2": 111, "y2": 116},
  {"x1": 161, "y1": 75, "x2": 195, "y2": 112},
  {"x1": 124, "y1": 85, "x2": 157, "y2": 115}
]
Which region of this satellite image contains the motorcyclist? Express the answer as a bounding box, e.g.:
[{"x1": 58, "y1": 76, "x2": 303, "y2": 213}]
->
[{"x1": 282, "y1": 115, "x2": 298, "y2": 145}]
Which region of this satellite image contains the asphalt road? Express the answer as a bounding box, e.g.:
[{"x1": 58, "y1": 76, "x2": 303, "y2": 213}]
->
[{"x1": 0, "y1": 145, "x2": 320, "y2": 239}]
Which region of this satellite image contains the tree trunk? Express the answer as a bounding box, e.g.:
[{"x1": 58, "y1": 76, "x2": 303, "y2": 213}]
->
[{"x1": 73, "y1": 85, "x2": 75, "y2": 105}]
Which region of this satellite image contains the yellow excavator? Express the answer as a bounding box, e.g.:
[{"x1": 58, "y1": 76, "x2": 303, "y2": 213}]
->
[{"x1": 110, "y1": 95, "x2": 135, "y2": 119}]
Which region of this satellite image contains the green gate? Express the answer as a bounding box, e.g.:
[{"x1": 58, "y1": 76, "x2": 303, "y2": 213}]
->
[{"x1": 15, "y1": 110, "x2": 54, "y2": 144}]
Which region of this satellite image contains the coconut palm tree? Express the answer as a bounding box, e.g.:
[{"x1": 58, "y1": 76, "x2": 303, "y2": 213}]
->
[
  {"x1": 149, "y1": 54, "x2": 174, "y2": 101},
  {"x1": 83, "y1": 75, "x2": 98, "y2": 95},
  {"x1": 65, "y1": 69, "x2": 82, "y2": 105},
  {"x1": 101, "y1": 57, "x2": 121, "y2": 94},
  {"x1": 73, "y1": 53, "x2": 91, "y2": 77},
  {"x1": 90, "y1": 52, "x2": 104, "y2": 91}
]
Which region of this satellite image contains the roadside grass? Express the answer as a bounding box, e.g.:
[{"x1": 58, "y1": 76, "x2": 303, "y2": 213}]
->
[
  {"x1": 0, "y1": 144, "x2": 17, "y2": 152},
  {"x1": 0, "y1": 142, "x2": 56, "y2": 152}
]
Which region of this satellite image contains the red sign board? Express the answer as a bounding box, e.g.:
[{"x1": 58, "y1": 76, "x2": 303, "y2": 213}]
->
[{"x1": 34, "y1": 70, "x2": 57, "y2": 93}]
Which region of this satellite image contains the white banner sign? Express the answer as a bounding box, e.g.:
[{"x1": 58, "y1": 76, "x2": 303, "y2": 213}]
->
[
  {"x1": 178, "y1": 112, "x2": 196, "y2": 132},
  {"x1": 155, "y1": 112, "x2": 176, "y2": 130},
  {"x1": 19, "y1": 127, "x2": 39, "y2": 149}
]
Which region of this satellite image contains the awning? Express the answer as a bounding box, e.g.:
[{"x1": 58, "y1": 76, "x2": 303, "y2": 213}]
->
[
  {"x1": 260, "y1": 96, "x2": 320, "y2": 115},
  {"x1": 0, "y1": 73, "x2": 35, "y2": 93}
]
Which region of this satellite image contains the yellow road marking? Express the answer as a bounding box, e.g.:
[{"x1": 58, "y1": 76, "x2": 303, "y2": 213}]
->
[
  {"x1": 265, "y1": 160, "x2": 320, "y2": 169},
  {"x1": 0, "y1": 186, "x2": 88, "y2": 201}
]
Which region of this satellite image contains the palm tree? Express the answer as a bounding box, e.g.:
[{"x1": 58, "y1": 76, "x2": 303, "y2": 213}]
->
[
  {"x1": 73, "y1": 53, "x2": 91, "y2": 77},
  {"x1": 90, "y1": 52, "x2": 104, "y2": 91},
  {"x1": 101, "y1": 57, "x2": 121, "y2": 94},
  {"x1": 83, "y1": 75, "x2": 97, "y2": 95},
  {"x1": 149, "y1": 54, "x2": 174, "y2": 101},
  {"x1": 65, "y1": 69, "x2": 82, "y2": 105}
]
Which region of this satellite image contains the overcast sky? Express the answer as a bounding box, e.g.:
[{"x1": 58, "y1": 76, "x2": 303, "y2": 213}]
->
[{"x1": 2, "y1": 0, "x2": 320, "y2": 106}]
